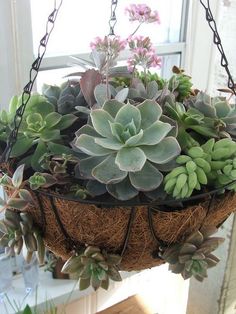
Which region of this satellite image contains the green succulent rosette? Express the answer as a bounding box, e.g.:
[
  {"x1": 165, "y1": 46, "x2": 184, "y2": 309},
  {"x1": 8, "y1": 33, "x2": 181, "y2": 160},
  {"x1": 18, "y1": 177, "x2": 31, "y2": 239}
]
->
[{"x1": 73, "y1": 99, "x2": 181, "y2": 201}]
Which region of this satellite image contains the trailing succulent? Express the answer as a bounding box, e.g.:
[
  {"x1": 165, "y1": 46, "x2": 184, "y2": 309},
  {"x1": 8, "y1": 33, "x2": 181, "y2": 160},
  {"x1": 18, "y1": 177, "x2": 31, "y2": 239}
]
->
[
  {"x1": 62, "y1": 246, "x2": 122, "y2": 291},
  {"x1": 161, "y1": 227, "x2": 224, "y2": 281},
  {"x1": 0, "y1": 209, "x2": 45, "y2": 264},
  {"x1": 73, "y1": 99, "x2": 181, "y2": 200}
]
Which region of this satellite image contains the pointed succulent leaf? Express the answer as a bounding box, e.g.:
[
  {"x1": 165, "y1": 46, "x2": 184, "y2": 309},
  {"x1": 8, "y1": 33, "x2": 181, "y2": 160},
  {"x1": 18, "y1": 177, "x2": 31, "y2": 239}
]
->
[
  {"x1": 115, "y1": 88, "x2": 129, "y2": 102},
  {"x1": 80, "y1": 69, "x2": 102, "y2": 106},
  {"x1": 169, "y1": 262, "x2": 185, "y2": 274},
  {"x1": 106, "y1": 254, "x2": 122, "y2": 266},
  {"x1": 92, "y1": 155, "x2": 127, "y2": 184},
  {"x1": 75, "y1": 134, "x2": 113, "y2": 156},
  {"x1": 102, "y1": 100, "x2": 124, "y2": 118},
  {"x1": 94, "y1": 84, "x2": 110, "y2": 106},
  {"x1": 125, "y1": 130, "x2": 143, "y2": 146},
  {"x1": 90, "y1": 109, "x2": 114, "y2": 138},
  {"x1": 115, "y1": 104, "x2": 141, "y2": 131},
  {"x1": 75, "y1": 125, "x2": 100, "y2": 138},
  {"x1": 62, "y1": 255, "x2": 82, "y2": 273},
  {"x1": 179, "y1": 243, "x2": 197, "y2": 255},
  {"x1": 179, "y1": 254, "x2": 193, "y2": 264},
  {"x1": 115, "y1": 147, "x2": 146, "y2": 172},
  {"x1": 185, "y1": 231, "x2": 204, "y2": 247},
  {"x1": 107, "y1": 267, "x2": 122, "y2": 282},
  {"x1": 101, "y1": 278, "x2": 109, "y2": 290},
  {"x1": 56, "y1": 114, "x2": 77, "y2": 130},
  {"x1": 12, "y1": 164, "x2": 25, "y2": 188},
  {"x1": 10, "y1": 136, "x2": 34, "y2": 158},
  {"x1": 18, "y1": 189, "x2": 34, "y2": 203},
  {"x1": 86, "y1": 180, "x2": 107, "y2": 196},
  {"x1": 45, "y1": 112, "x2": 62, "y2": 128},
  {"x1": 129, "y1": 162, "x2": 163, "y2": 191},
  {"x1": 107, "y1": 176, "x2": 139, "y2": 201},
  {"x1": 79, "y1": 277, "x2": 91, "y2": 291},
  {"x1": 214, "y1": 101, "x2": 231, "y2": 118}
]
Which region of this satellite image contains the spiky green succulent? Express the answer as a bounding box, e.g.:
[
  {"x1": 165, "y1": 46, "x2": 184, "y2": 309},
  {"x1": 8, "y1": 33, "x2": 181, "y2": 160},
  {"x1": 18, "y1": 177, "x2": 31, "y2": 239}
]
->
[
  {"x1": 73, "y1": 99, "x2": 181, "y2": 200},
  {"x1": 188, "y1": 92, "x2": 236, "y2": 138},
  {"x1": 161, "y1": 227, "x2": 224, "y2": 281},
  {"x1": 42, "y1": 81, "x2": 88, "y2": 115},
  {"x1": 62, "y1": 246, "x2": 122, "y2": 291},
  {"x1": 164, "y1": 146, "x2": 211, "y2": 199},
  {"x1": 0, "y1": 210, "x2": 45, "y2": 264}
]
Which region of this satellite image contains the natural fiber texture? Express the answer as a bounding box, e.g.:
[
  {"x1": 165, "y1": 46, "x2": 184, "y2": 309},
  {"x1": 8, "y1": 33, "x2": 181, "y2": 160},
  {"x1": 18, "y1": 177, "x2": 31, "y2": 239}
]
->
[{"x1": 26, "y1": 192, "x2": 236, "y2": 271}]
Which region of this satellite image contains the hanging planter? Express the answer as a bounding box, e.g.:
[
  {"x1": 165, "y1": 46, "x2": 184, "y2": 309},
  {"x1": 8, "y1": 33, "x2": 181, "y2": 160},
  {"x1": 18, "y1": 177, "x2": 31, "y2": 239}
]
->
[{"x1": 0, "y1": 0, "x2": 236, "y2": 291}]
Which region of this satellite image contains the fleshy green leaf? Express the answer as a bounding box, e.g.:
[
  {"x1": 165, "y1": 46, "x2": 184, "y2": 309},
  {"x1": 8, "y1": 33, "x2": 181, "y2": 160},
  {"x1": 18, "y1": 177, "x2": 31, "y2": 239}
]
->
[
  {"x1": 7, "y1": 198, "x2": 28, "y2": 210},
  {"x1": 45, "y1": 112, "x2": 62, "y2": 128},
  {"x1": 125, "y1": 130, "x2": 143, "y2": 146},
  {"x1": 56, "y1": 114, "x2": 78, "y2": 130},
  {"x1": 115, "y1": 104, "x2": 141, "y2": 131},
  {"x1": 115, "y1": 147, "x2": 146, "y2": 172},
  {"x1": 75, "y1": 134, "x2": 113, "y2": 156},
  {"x1": 79, "y1": 156, "x2": 106, "y2": 179},
  {"x1": 95, "y1": 138, "x2": 123, "y2": 150},
  {"x1": 129, "y1": 162, "x2": 163, "y2": 191},
  {"x1": 10, "y1": 136, "x2": 34, "y2": 158},
  {"x1": 137, "y1": 121, "x2": 172, "y2": 146},
  {"x1": 102, "y1": 100, "x2": 124, "y2": 118},
  {"x1": 31, "y1": 141, "x2": 48, "y2": 171},
  {"x1": 107, "y1": 176, "x2": 139, "y2": 201},
  {"x1": 19, "y1": 189, "x2": 34, "y2": 203},
  {"x1": 90, "y1": 109, "x2": 114, "y2": 138},
  {"x1": 137, "y1": 100, "x2": 162, "y2": 129},
  {"x1": 92, "y1": 155, "x2": 127, "y2": 184},
  {"x1": 142, "y1": 137, "x2": 181, "y2": 164},
  {"x1": 40, "y1": 129, "x2": 60, "y2": 141},
  {"x1": 12, "y1": 164, "x2": 25, "y2": 188}
]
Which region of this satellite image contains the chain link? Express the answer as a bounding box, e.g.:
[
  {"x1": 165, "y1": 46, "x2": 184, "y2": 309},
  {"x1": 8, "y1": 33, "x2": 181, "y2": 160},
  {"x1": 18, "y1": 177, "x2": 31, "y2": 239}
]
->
[
  {"x1": 0, "y1": 0, "x2": 63, "y2": 163},
  {"x1": 200, "y1": 0, "x2": 236, "y2": 97},
  {"x1": 108, "y1": 0, "x2": 118, "y2": 36}
]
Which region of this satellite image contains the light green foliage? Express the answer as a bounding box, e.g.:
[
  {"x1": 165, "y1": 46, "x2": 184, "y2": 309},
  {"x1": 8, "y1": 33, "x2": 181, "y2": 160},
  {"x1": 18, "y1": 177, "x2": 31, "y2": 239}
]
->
[
  {"x1": 0, "y1": 94, "x2": 77, "y2": 171},
  {"x1": 168, "y1": 66, "x2": 193, "y2": 102},
  {"x1": 189, "y1": 91, "x2": 236, "y2": 138},
  {"x1": 164, "y1": 146, "x2": 211, "y2": 199},
  {"x1": 0, "y1": 210, "x2": 45, "y2": 265},
  {"x1": 62, "y1": 246, "x2": 122, "y2": 291},
  {"x1": 161, "y1": 227, "x2": 224, "y2": 281},
  {"x1": 73, "y1": 99, "x2": 181, "y2": 200}
]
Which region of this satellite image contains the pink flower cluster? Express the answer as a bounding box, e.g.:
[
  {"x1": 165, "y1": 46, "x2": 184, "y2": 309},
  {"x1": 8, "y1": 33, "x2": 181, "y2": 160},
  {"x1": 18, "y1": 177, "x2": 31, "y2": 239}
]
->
[
  {"x1": 90, "y1": 36, "x2": 127, "y2": 59},
  {"x1": 127, "y1": 36, "x2": 161, "y2": 71},
  {"x1": 125, "y1": 4, "x2": 160, "y2": 24}
]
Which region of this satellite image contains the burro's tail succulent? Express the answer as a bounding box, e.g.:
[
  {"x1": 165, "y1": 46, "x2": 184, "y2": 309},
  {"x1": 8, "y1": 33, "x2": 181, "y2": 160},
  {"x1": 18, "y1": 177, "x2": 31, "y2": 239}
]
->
[
  {"x1": 73, "y1": 99, "x2": 181, "y2": 200},
  {"x1": 161, "y1": 227, "x2": 224, "y2": 282}
]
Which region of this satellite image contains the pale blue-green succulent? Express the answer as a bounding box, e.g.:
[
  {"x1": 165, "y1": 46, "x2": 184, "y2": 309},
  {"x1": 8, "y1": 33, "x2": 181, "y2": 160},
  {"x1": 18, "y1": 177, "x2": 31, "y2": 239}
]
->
[
  {"x1": 73, "y1": 99, "x2": 181, "y2": 200},
  {"x1": 188, "y1": 92, "x2": 236, "y2": 138}
]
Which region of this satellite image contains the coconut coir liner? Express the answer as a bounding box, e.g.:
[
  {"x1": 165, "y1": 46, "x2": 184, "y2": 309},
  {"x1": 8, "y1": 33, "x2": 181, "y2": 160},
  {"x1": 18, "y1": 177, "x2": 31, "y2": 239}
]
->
[{"x1": 26, "y1": 192, "x2": 236, "y2": 271}]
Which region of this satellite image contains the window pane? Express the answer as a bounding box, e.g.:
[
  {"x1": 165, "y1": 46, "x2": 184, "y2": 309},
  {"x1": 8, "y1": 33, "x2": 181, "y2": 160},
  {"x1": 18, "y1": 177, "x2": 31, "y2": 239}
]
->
[
  {"x1": 36, "y1": 54, "x2": 180, "y2": 92},
  {"x1": 30, "y1": 0, "x2": 184, "y2": 56}
]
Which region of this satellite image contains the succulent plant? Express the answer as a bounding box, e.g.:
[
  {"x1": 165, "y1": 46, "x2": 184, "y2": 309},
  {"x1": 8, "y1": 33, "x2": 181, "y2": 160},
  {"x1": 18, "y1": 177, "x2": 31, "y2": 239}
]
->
[
  {"x1": 168, "y1": 66, "x2": 193, "y2": 102},
  {"x1": 0, "y1": 164, "x2": 34, "y2": 212},
  {"x1": 161, "y1": 227, "x2": 224, "y2": 281},
  {"x1": 42, "y1": 81, "x2": 88, "y2": 115},
  {"x1": 0, "y1": 209, "x2": 45, "y2": 264},
  {"x1": 73, "y1": 99, "x2": 181, "y2": 200},
  {"x1": 8, "y1": 94, "x2": 77, "y2": 170},
  {"x1": 188, "y1": 92, "x2": 236, "y2": 138},
  {"x1": 202, "y1": 138, "x2": 236, "y2": 190},
  {"x1": 62, "y1": 246, "x2": 122, "y2": 291},
  {"x1": 164, "y1": 146, "x2": 211, "y2": 199}
]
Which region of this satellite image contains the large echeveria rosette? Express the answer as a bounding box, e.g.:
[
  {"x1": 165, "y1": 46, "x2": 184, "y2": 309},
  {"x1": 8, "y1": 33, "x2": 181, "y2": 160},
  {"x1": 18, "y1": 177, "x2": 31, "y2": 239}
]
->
[{"x1": 73, "y1": 99, "x2": 181, "y2": 200}]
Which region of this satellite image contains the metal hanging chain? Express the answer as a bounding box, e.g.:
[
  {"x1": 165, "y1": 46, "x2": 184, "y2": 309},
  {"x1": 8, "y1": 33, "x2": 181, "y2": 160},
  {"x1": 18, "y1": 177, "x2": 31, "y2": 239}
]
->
[
  {"x1": 0, "y1": 0, "x2": 63, "y2": 163},
  {"x1": 108, "y1": 0, "x2": 118, "y2": 36},
  {"x1": 200, "y1": 0, "x2": 236, "y2": 96}
]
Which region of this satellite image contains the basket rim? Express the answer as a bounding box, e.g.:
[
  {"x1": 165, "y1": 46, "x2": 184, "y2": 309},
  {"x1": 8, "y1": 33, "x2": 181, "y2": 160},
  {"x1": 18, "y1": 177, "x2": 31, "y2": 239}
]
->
[{"x1": 34, "y1": 185, "x2": 232, "y2": 208}]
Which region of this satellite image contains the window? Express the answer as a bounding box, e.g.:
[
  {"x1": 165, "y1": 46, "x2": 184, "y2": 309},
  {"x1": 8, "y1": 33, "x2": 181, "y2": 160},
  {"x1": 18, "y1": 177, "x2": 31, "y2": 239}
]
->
[{"x1": 0, "y1": 0, "x2": 193, "y2": 106}]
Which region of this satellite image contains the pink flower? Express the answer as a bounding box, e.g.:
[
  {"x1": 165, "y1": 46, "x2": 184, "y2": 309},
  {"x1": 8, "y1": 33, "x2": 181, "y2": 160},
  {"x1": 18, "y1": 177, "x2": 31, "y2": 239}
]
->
[
  {"x1": 125, "y1": 4, "x2": 160, "y2": 24},
  {"x1": 90, "y1": 36, "x2": 126, "y2": 59},
  {"x1": 127, "y1": 47, "x2": 161, "y2": 71},
  {"x1": 128, "y1": 36, "x2": 153, "y2": 51}
]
